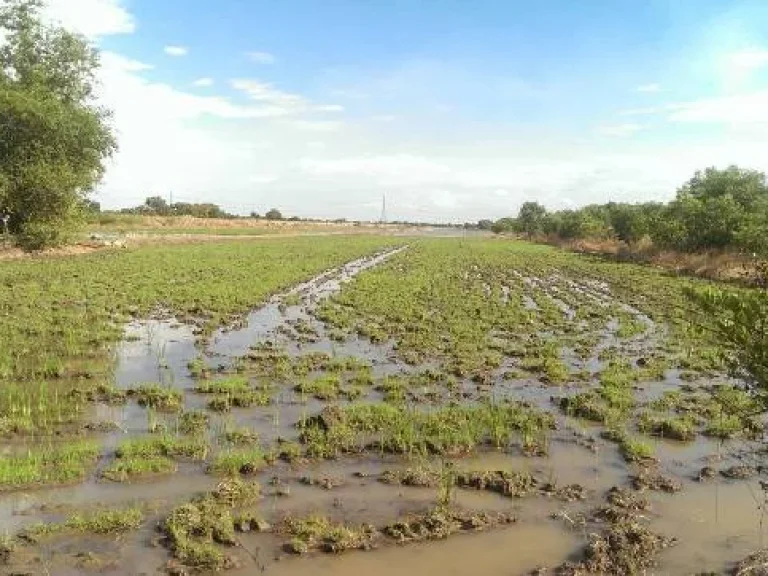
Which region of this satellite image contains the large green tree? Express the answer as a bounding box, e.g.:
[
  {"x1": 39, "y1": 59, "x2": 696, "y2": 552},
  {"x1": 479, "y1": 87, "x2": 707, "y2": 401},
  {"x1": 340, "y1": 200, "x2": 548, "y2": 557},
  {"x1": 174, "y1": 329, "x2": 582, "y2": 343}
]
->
[
  {"x1": 516, "y1": 201, "x2": 547, "y2": 238},
  {"x1": 0, "y1": 0, "x2": 116, "y2": 249}
]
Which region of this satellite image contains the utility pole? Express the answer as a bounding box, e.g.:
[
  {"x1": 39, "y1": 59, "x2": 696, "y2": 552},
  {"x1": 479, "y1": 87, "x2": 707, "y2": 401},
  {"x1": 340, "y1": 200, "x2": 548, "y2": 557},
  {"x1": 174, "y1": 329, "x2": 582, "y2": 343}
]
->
[{"x1": 380, "y1": 193, "x2": 387, "y2": 225}]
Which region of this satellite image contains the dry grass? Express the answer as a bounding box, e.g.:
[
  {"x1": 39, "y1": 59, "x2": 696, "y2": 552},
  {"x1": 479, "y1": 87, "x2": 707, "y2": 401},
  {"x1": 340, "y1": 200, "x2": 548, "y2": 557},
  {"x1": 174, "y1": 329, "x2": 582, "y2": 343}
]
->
[{"x1": 550, "y1": 237, "x2": 762, "y2": 284}]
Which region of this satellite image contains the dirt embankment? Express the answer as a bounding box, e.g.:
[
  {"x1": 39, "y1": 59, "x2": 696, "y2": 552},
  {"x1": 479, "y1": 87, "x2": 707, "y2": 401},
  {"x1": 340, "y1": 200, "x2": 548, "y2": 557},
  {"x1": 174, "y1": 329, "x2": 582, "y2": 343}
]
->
[{"x1": 517, "y1": 235, "x2": 764, "y2": 285}]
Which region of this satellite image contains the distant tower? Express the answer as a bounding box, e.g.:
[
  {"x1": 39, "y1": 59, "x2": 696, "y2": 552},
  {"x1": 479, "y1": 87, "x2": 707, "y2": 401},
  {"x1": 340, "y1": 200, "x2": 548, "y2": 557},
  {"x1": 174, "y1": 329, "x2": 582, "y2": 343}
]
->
[{"x1": 380, "y1": 193, "x2": 387, "y2": 224}]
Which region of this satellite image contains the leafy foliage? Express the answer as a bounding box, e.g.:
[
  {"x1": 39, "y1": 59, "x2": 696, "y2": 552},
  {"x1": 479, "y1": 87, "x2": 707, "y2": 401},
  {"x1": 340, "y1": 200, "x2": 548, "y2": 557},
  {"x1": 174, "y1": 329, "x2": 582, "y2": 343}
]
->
[
  {"x1": 492, "y1": 166, "x2": 768, "y2": 256},
  {"x1": 689, "y1": 279, "x2": 768, "y2": 397},
  {"x1": 0, "y1": 0, "x2": 116, "y2": 249}
]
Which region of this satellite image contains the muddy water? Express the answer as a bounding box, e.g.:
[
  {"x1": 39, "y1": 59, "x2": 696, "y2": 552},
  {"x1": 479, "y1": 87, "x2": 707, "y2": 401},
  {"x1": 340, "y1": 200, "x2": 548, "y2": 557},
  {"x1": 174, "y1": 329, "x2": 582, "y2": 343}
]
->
[
  {"x1": 652, "y1": 478, "x2": 768, "y2": 573},
  {"x1": 209, "y1": 248, "x2": 406, "y2": 359},
  {"x1": 257, "y1": 522, "x2": 581, "y2": 576},
  {"x1": 4, "y1": 247, "x2": 768, "y2": 576}
]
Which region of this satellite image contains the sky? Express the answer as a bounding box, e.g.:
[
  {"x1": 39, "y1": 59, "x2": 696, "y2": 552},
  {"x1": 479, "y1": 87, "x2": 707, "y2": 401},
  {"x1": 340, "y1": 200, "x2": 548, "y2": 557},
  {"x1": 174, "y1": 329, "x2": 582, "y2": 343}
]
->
[{"x1": 34, "y1": 0, "x2": 768, "y2": 222}]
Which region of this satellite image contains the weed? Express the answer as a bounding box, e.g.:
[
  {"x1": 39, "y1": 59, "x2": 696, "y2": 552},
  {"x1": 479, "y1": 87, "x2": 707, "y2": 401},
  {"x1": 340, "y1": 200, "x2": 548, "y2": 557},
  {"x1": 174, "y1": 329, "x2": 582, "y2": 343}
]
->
[
  {"x1": 0, "y1": 441, "x2": 99, "y2": 491},
  {"x1": 209, "y1": 447, "x2": 266, "y2": 476},
  {"x1": 19, "y1": 506, "x2": 144, "y2": 542},
  {"x1": 101, "y1": 455, "x2": 176, "y2": 482},
  {"x1": 130, "y1": 384, "x2": 183, "y2": 412},
  {"x1": 116, "y1": 435, "x2": 208, "y2": 460}
]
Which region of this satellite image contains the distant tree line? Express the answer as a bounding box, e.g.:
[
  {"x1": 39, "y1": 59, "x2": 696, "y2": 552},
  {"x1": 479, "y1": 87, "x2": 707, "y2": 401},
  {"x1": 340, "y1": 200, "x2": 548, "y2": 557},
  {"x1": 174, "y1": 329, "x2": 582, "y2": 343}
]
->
[
  {"x1": 488, "y1": 166, "x2": 768, "y2": 256},
  {"x1": 117, "y1": 198, "x2": 291, "y2": 221}
]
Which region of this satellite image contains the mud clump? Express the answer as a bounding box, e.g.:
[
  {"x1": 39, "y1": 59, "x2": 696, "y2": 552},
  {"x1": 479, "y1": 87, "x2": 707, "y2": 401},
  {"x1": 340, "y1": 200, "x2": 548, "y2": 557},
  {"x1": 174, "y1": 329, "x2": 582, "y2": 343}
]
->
[
  {"x1": 721, "y1": 465, "x2": 756, "y2": 480},
  {"x1": 541, "y1": 482, "x2": 588, "y2": 502},
  {"x1": 299, "y1": 476, "x2": 346, "y2": 490},
  {"x1": 380, "y1": 468, "x2": 440, "y2": 488},
  {"x1": 299, "y1": 406, "x2": 345, "y2": 432},
  {"x1": 697, "y1": 466, "x2": 717, "y2": 482},
  {"x1": 283, "y1": 515, "x2": 378, "y2": 555},
  {"x1": 559, "y1": 518, "x2": 676, "y2": 575},
  {"x1": 733, "y1": 549, "x2": 768, "y2": 575},
  {"x1": 631, "y1": 466, "x2": 682, "y2": 493},
  {"x1": 456, "y1": 470, "x2": 538, "y2": 498},
  {"x1": 383, "y1": 509, "x2": 515, "y2": 543},
  {"x1": 606, "y1": 486, "x2": 650, "y2": 511}
]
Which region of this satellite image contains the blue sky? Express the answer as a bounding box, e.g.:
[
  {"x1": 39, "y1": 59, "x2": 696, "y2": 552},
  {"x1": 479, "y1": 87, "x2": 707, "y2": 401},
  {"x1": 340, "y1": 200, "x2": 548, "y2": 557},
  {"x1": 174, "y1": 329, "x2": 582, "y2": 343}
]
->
[{"x1": 37, "y1": 0, "x2": 768, "y2": 221}]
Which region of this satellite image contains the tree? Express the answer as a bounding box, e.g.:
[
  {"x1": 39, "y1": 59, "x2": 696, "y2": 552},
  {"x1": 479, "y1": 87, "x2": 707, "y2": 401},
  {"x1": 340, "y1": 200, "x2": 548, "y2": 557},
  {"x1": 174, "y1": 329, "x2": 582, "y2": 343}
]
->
[
  {"x1": 143, "y1": 196, "x2": 170, "y2": 215},
  {"x1": 265, "y1": 208, "x2": 283, "y2": 220},
  {"x1": 477, "y1": 219, "x2": 494, "y2": 231},
  {"x1": 517, "y1": 202, "x2": 547, "y2": 238},
  {"x1": 690, "y1": 273, "x2": 768, "y2": 399},
  {"x1": 0, "y1": 0, "x2": 117, "y2": 249},
  {"x1": 680, "y1": 166, "x2": 767, "y2": 209},
  {"x1": 491, "y1": 217, "x2": 516, "y2": 234}
]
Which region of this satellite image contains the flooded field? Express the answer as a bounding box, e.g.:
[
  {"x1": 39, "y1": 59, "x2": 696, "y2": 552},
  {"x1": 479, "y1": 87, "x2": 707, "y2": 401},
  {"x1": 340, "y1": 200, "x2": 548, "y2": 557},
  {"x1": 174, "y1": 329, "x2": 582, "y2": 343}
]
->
[{"x1": 1, "y1": 237, "x2": 766, "y2": 575}]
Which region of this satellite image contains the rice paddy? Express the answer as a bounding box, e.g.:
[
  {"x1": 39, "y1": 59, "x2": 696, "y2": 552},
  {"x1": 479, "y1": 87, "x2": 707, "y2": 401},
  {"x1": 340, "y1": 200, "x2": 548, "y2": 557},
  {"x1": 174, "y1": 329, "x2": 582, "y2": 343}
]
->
[{"x1": 1, "y1": 235, "x2": 766, "y2": 575}]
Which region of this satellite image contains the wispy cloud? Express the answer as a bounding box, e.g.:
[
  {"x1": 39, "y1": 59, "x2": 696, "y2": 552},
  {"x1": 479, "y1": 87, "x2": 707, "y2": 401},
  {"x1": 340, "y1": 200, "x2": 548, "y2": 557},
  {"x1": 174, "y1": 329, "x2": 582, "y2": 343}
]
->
[
  {"x1": 192, "y1": 77, "x2": 214, "y2": 88},
  {"x1": 667, "y1": 91, "x2": 768, "y2": 123},
  {"x1": 231, "y1": 79, "x2": 343, "y2": 116},
  {"x1": 635, "y1": 83, "x2": 663, "y2": 93},
  {"x1": 595, "y1": 123, "x2": 642, "y2": 137},
  {"x1": 729, "y1": 48, "x2": 768, "y2": 70},
  {"x1": 164, "y1": 45, "x2": 188, "y2": 57},
  {"x1": 247, "y1": 51, "x2": 276, "y2": 64},
  {"x1": 619, "y1": 106, "x2": 660, "y2": 117}
]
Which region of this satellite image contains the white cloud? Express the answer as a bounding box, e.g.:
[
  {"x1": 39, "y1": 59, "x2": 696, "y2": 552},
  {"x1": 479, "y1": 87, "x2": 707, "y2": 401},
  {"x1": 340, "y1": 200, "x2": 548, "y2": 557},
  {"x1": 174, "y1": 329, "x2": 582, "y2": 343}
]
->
[
  {"x1": 288, "y1": 120, "x2": 344, "y2": 132},
  {"x1": 164, "y1": 45, "x2": 188, "y2": 57},
  {"x1": 193, "y1": 77, "x2": 214, "y2": 88},
  {"x1": 43, "y1": 0, "x2": 134, "y2": 38},
  {"x1": 247, "y1": 51, "x2": 276, "y2": 64},
  {"x1": 636, "y1": 83, "x2": 663, "y2": 93},
  {"x1": 231, "y1": 79, "x2": 343, "y2": 117},
  {"x1": 619, "y1": 106, "x2": 660, "y2": 117},
  {"x1": 249, "y1": 174, "x2": 280, "y2": 184},
  {"x1": 729, "y1": 48, "x2": 768, "y2": 70},
  {"x1": 330, "y1": 88, "x2": 368, "y2": 99},
  {"x1": 595, "y1": 123, "x2": 642, "y2": 137},
  {"x1": 667, "y1": 91, "x2": 768, "y2": 123}
]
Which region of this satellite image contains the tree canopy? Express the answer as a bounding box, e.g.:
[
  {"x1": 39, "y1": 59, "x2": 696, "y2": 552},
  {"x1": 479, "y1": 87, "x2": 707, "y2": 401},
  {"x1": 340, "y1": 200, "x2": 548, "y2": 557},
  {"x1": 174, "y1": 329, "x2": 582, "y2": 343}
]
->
[
  {"x1": 0, "y1": 0, "x2": 116, "y2": 249},
  {"x1": 490, "y1": 166, "x2": 768, "y2": 256}
]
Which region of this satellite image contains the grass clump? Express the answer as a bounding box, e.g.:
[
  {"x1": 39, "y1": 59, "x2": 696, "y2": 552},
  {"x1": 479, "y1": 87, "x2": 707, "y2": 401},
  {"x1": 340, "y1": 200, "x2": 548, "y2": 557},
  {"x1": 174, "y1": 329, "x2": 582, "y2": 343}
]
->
[
  {"x1": 116, "y1": 435, "x2": 208, "y2": 460},
  {"x1": 223, "y1": 426, "x2": 259, "y2": 445},
  {"x1": 162, "y1": 478, "x2": 260, "y2": 571},
  {"x1": 0, "y1": 382, "x2": 86, "y2": 435},
  {"x1": 619, "y1": 436, "x2": 655, "y2": 462},
  {"x1": 131, "y1": 384, "x2": 183, "y2": 412},
  {"x1": 284, "y1": 514, "x2": 378, "y2": 554},
  {"x1": 178, "y1": 410, "x2": 209, "y2": 435},
  {"x1": 209, "y1": 447, "x2": 266, "y2": 476},
  {"x1": 637, "y1": 413, "x2": 696, "y2": 442},
  {"x1": 20, "y1": 506, "x2": 145, "y2": 542},
  {"x1": 298, "y1": 401, "x2": 554, "y2": 458},
  {"x1": 0, "y1": 441, "x2": 99, "y2": 491},
  {"x1": 195, "y1": 376, "x2": 249, "y2": 394},
  {"x1": 296, "y1": 374, "x2": 342, "y2": 400},
  {"x1": 101, "y1": 455, "x2": 177, "y2": 482}
]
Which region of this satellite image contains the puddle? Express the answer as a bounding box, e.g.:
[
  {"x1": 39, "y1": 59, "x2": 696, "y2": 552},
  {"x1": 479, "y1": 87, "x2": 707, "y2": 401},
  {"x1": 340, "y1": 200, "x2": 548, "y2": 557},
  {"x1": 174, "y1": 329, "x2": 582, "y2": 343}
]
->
[
  {"x1": 254, "y1": 521, "x2": 581, "y2": 576},
  {"x1": 210, "y1": 248, "x2": 406, "y2": 359},
  {"x1": 652, "y1": 478, "x2": 768, "y2": 573}
]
